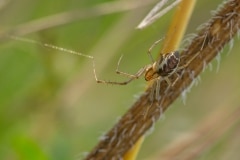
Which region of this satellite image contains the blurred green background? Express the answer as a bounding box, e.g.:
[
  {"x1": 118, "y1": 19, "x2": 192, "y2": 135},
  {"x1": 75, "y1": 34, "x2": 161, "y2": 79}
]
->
[{"x1": 1, "y1": 0, "x2": 240, "y2": 159}]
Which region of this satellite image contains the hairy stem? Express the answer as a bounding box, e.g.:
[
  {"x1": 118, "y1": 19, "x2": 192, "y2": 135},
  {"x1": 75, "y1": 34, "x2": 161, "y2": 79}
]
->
[
  {"x1": 85, "y1": 0, "x2": 240, "y2": 159},
  {"x1": 123, "y1": 0, "x2": 196, "y2": 159}
]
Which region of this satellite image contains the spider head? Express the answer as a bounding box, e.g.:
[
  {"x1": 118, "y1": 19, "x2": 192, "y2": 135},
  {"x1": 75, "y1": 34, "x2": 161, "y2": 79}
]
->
[
  {"x1": 144, "y1": 62, "x2": 160, "y2": 81},
  {"x1": 144, "y1": 51, "x2": 180, "y2": 81}
]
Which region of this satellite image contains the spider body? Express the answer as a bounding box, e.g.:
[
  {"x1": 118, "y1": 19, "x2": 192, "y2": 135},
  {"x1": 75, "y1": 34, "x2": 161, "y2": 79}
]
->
[
  {"x1": 145, "y1": 51, "x2": 180, "y2": 81},
  {"x1": 93, "y1": 39, "x2": 198, "y2": 87}
]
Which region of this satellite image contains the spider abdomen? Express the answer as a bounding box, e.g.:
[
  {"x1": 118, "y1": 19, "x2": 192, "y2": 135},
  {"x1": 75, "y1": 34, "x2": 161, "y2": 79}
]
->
[{"x1": 158, "y1": 51, "x2": 180, "y2": 77}]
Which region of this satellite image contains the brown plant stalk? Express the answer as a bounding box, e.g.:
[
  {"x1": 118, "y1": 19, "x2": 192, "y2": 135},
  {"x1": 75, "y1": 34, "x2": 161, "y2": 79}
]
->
[{"x1": 85, "y1": 0, "x2": 240, "y2": 159}]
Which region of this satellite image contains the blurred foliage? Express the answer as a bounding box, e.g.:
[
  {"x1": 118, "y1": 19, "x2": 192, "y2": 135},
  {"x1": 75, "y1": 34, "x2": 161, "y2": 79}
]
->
[{"x1": 0, "y1": 0, "x2": 240, "y2": 159}]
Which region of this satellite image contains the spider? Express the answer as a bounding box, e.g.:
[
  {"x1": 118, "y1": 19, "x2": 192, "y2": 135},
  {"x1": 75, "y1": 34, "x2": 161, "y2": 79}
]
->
[
  {"x1": 94, "y1": 39, "x2": 195, "y2": 87},
  {"x1": 9, "y1": 35, "x2": 196, "y2": 89}
]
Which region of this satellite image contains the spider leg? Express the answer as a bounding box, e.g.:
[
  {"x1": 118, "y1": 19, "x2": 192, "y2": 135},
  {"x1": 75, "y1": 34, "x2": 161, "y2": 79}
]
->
[
  {"x1": 171, "y1": 72, "x2": 181, "y2": 86},
  {"x1": 115, "y1": 55, "x2": 144, "y2": 78},
  {"x1": 148, "y1": 38, "x2": 164, "y2": 63},
  {"x1": 177, "y1": 51, "x2": 200, "y2": 70},
  {"x1": 164, "y1": 77, "x2": 172, "y2": 86},
  {"x1": 92, "y1": 56, "x2": 147, "y2": 85},
  {"x1": 169, "y1": 51, "x2": 200, "y2": 86}
]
